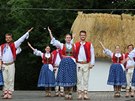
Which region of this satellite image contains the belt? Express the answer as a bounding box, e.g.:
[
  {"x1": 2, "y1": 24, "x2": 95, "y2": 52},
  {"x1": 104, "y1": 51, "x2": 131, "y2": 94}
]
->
[
  {"x1": 3, "y1": 62, "x2": 14, "y2": 66},
  {"x1": 77, "y1": 61, "x2": 88, "y2": 64}
]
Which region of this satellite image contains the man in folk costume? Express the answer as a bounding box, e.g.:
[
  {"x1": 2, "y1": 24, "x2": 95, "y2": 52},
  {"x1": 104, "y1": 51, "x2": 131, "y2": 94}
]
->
[
  {"x1": 74, "y1": 30, "x2": 95, "y2": 100},
  {"x1": 0, "y1": 28, "x2": 33, "y2": 99},
  {"x1": 52, "y1": 48, "x2": 64, "y2": 97},
  {"x1": 124, "y1": 44, "x2": 135, "y2": 97},
  {"x1": 48, "y1": 27, "x2": 77, "y2": 100}
]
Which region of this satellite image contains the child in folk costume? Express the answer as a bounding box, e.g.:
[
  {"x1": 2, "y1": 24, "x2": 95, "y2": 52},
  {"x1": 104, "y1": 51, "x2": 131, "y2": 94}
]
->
[
  {"x1": 99, "y1": 41, "x2": 127, "y2": 97},
  {"x1": 48, "y1": 27, "x2": 77, "y2": 100},
  {"x1": 124, "y1": 44, "x2": 135, "y2": 97},
  {"x1": 52, "y1": 48, "x2": 64, "y2": 97},
  {"x1": 0, "y1": 28, "x2": 33, "y2": 99},
  {"x1": 27, "y1": 42, "x2": 55, "y2": 97}
]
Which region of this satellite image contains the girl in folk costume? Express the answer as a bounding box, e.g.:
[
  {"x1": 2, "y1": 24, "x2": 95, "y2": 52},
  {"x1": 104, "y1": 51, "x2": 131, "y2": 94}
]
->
[
  {"x1": 124, "y1": 44, "x2": 135, "y2": 97},
  {"x1": 0, "y1": 28, "x2": 33, "y2": 99},
  {"x1": 27, "y1": 42, "x2": 55, "y2": 97},
  {"x1": 99, "y1": 41, "x2": 127, "y2": 97},
  {"x1": 48, "y1": 27, "x2": 77, "y2": 100},
  {"x1": 51, "y1": 48, "x2": 64, "y2": 97}
]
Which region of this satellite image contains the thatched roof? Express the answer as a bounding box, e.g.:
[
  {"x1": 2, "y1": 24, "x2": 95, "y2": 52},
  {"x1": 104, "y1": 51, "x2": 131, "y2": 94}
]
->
[{"x1": 71, "y1": 12, "x2": 135, "y2": 58}]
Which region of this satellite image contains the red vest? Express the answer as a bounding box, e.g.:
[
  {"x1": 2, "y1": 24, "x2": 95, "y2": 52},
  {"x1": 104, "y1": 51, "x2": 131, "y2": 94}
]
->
[
  {"x1": 62, "y1": 44, "x2": 75, "y2": 57},
  {"x1": 75, "y1": 42, "x2": 91, "y2": 63},
  {"x1": 42, "y1": 53, "x2": 53, "y2": 64},
  {"x1": 1, "y1": 42, "x2": 16, "y2": 61},
  {"x1": 52, "y1": 49, "x2": 62, "y2": 65},
  {"x1": 112, "y1": 53, "x2": 124, "y2": 63}
]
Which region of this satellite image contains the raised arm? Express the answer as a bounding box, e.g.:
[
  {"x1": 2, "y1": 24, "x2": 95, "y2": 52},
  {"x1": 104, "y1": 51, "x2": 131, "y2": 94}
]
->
[
  {"x1": 48, "y1": 26, "x2": 54, "y2": 40},
  {"x1": 103, "y1": 49, "x2": 113, "y2": 57},
  {"x1": 99, "y1": 41, "x2": 113, "y2": 57},
  {"x1": 27, "y1": 42, "x2": 35, "y2": 51},
  {"x1": 99, "y1": 40, "x2": 106, "y2": 50},
  {"x1": 27, "y1": 42, "x2": 43, "y2": 57},
  {"x1": 70, "y1": 33, "x2": 76, "y2": 44},
  {"x1": 14, "y1": 27, "x2": 33, "y2": 48},
  {"x1": 48, "y1": 27, "x2": 63, "y2": 49}
]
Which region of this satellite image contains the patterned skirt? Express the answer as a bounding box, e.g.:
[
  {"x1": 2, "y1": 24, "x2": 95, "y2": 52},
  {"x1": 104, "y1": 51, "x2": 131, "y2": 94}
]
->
[
  {"x1": 107, "y1": 64, "x2": 127, "y2": 86},
  {"x1": 131, "y1": 69, "x2": 135, "y2": 86},
  {"x1": 56, "y1": 57, "x2": 77, "y2": 87},
  {"x1": 0, "y1": 70, "x2": 3, "y2": 86},
  {"x1": 38, "y1": 64, "x2": 55, "y2": 87}
]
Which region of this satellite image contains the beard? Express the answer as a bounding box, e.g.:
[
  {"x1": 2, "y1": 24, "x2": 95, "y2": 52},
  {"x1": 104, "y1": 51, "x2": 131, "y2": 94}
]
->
[{"x1": 81, "y1": 38, "x2": 86, "y2": 41}]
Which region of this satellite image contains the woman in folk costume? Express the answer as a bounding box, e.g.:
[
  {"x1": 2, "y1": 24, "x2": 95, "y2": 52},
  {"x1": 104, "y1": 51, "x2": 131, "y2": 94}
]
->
[
  {"x1": 48, "y1": 27, "x2": 77, "y2": 100},
  {"x1": 124, "y1": 44, "x2": 135, "y2": 97},
  {"x1": 51, "y1": 48, "x2": 64, "y2": 97},
  {"x1": 0, "y1": 28, "x2": 33, "y2": 99},
  {"x1": 99, "y1": 41, "x2": 126, "y2": 97},
  {"x1": 27, "y1": 42, "x2": 55, "y2": 97}
]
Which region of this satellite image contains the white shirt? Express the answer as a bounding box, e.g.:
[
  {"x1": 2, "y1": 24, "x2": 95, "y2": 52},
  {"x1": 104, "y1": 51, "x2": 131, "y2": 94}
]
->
[
  {"x1": 50, "y1": 37, "x2": 76, "y2": 62},
  {"x1": 103, "y1": 49, "x2": 123, "y2": 58},
  {"x1": 128, "y1": 48, "x2": 135, "y2": 68},
  {"x1": 76, "y1": 42, "x2": 95, "y2": 65},
  {"x1": 54, "y1": 50, "x2": 61, "y2": 66},
  {"x1": 51, "y1": 38, "x2": 72, "y2": 50},
  {"x1": 33, "y1": 49, "x2": 53, "y2": 71},
  {"x1": 33, "y1": 49, "x2": 51, "y2": 58},
  {"x1": 103, "y1": 49, "x2": 126, "y2": 71},
  {"x1": 0, "y1": 32, "x2": 29, "y2": 63},
  {"x1": 128, "y1": 48, "x2": 135, "y2": 59}
]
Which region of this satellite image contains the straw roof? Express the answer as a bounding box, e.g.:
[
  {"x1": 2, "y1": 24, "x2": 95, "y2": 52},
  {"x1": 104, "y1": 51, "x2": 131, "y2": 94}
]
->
[{"x1": 71, "y1": 12, "x2": 135, "y2": 58}]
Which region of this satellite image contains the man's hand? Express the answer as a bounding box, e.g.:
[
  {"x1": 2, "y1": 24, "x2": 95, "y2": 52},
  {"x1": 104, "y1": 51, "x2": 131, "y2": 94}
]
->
[
  {"x1": 28, "y1": 27, "x2": 34, "y2": 33},
  {"x1": 88, "y1": 64, "x2": 94, "y2": 70}
]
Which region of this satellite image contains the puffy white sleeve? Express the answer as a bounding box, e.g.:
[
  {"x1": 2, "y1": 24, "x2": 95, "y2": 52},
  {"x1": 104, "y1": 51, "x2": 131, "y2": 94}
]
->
[
  {"x1": 103, "y1": 49, "x2": 113, "y2": 57},
  {"x1": 50, "y1": 37, "x2": 63, "y2": 49},
  {"x1": 33, "y1": 49, "x2": 43, "y2": 57},
  {"x1": 16, "y1": 47, "x2": 22, "y2": 55},
  {"x1": 14, "y1": 32, "x2": 29, "y2": 48}
]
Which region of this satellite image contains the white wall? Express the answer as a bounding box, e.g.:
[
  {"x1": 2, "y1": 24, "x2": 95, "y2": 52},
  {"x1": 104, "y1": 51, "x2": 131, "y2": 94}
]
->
[{"x1": 88, "y1": 60, "x2": 113, "y2": 91}]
